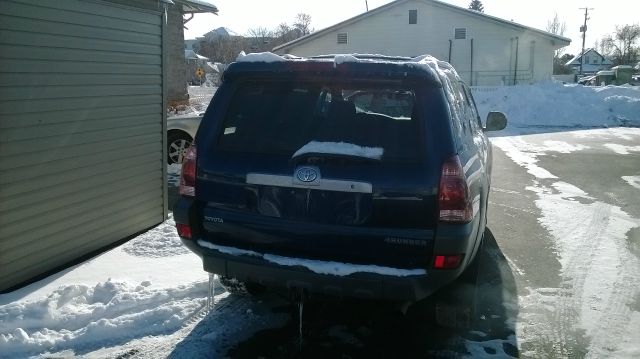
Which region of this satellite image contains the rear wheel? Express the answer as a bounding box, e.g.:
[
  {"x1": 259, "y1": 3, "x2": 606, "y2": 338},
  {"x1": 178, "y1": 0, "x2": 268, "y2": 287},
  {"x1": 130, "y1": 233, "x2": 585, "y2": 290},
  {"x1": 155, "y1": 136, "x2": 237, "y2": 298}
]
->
[{"x1": 167, "y1": 131, "x2": 192, "y2": 164}]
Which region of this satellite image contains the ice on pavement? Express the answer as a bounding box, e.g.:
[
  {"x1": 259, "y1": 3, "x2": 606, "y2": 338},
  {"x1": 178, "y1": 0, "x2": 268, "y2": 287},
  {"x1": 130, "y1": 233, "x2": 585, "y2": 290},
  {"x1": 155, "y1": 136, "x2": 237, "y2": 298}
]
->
[
  {"x1": 622, "y1": 176, "x2": 640, "y2": 191},
  {"x1": 603, "y1": 143, "x2": 640, "y2": 155},
  {"x1": 492, "y1": 132, "x2": 640, "y2": 358}
]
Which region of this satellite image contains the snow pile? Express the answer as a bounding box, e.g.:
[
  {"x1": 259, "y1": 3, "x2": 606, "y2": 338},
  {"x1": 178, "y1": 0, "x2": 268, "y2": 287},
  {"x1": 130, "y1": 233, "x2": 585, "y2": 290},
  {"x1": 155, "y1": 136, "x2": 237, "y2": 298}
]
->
[
  {"x1": 293, "y1": 141, "x2": 384, "y2": 160},
  {"x1": 473, "y1": 82, "x2": 640, "y2": 133},
  {"x1": 235, "y1": 51, "x2": 286, "y2": 63},
  {"x1": 0, "y1": 215, "x2": 209, "y2": 358},
  {"x1": 334, "y1": 54, "x2": 359, "y2": 65},
  {"x1": 122, "y1": 215, "x2": 189, "y2": 258},
  {"x1": 197, "y1": 241, "x2": 426, "y2": 277},
  {"x1": 0, "y1": 280, "x2": 207, "y2": 357}
]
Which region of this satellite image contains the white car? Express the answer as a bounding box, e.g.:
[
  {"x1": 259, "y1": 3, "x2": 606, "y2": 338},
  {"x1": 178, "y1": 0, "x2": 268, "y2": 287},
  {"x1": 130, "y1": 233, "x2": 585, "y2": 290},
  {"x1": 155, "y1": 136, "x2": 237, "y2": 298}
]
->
[{"x1": 167, "y1": 112, "x2": 203, "y2": 164}]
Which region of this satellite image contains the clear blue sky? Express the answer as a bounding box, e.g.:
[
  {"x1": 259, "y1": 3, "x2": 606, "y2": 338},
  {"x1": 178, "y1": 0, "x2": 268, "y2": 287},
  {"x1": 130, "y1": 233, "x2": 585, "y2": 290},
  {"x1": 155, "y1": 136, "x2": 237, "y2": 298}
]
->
[{"x1": 185, "y1": 0, "x2": 640, "y2": 56}]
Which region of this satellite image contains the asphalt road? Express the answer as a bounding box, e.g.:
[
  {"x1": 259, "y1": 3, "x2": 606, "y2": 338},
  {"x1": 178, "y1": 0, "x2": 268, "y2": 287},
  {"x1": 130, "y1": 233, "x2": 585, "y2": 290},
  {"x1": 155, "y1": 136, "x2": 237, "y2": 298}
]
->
[{"x1": 164, "y1": 128, "x2": 640, "y2": 358}]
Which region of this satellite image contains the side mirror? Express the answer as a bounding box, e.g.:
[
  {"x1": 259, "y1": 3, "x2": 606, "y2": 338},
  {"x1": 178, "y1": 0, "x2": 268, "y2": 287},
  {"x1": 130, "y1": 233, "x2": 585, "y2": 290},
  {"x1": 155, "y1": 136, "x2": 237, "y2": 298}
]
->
[{"x1": 484, "y1": 111, "x2": 507, "y2": 132}]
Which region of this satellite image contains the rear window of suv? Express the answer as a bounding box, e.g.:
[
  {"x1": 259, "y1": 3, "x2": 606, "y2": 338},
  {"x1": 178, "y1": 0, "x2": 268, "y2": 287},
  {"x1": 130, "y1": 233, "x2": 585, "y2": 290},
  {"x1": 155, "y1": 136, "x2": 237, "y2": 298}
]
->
[{"x1": 217, "y1": 80, "x2": 423, "y2": 162}]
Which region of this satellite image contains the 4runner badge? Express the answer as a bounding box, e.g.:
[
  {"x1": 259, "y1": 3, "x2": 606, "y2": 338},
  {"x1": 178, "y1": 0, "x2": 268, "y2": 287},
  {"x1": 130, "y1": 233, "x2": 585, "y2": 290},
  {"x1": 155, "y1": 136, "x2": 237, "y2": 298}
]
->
[{"x1": 295, "y1": 167, "x2": 318, "y2": 183}]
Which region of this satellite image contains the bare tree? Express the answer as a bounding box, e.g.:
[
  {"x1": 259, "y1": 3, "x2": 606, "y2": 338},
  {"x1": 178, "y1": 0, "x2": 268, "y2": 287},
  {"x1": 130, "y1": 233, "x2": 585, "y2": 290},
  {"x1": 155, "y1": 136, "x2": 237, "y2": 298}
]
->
[
  {"x1": 601, "y1": 24, "x2": 640, "y2": 65},
  {"x1": 546, "y1": 13, "x2": 571, "y2": 74},
  {"x1": 274, "y1": 23, "x2": 293, "y2": 43},
  {"x1": 246, "y1": 27, "x2": 273, "y2": 52},
  {"x1": 198, "y1": 35, "x2": 244, "y2": 64},
  {"x1": 546, "y1": 13, "x2": 567, "y2": 57},
  {"x1": 293, "y1": 13, "x2": 313, "y2": 36}
]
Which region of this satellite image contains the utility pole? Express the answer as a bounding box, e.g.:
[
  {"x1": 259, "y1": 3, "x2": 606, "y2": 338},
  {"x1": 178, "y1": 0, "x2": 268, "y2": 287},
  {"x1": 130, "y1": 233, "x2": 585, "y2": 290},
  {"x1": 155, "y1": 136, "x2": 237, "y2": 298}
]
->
[
  {"x1": 578, "y1": 7, "x2": 594, "y2": 77},
  {"x1": 365, "y1": 0, "x2": 369, "y2": 11}
]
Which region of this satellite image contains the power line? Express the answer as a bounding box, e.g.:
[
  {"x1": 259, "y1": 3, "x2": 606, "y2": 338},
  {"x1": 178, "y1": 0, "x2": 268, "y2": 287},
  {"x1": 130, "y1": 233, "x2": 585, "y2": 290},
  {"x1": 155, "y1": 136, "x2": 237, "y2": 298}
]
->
[{"x1": 579, "y1": 7, "x2": 594, "y2": 77}]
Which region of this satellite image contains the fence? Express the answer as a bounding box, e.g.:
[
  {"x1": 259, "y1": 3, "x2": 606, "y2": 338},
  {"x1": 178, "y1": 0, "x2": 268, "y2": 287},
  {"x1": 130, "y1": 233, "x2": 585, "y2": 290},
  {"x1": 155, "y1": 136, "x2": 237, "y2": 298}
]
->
[{"x1": 188, "y1": 86, "x2": 217, "y2": 112}]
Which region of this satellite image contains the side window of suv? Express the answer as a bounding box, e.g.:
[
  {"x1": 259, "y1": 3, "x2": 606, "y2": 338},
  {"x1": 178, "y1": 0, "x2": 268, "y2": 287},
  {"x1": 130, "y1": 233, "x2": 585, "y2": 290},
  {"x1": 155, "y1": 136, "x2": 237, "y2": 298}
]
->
[
  {"x1": 461, "y1": 84, "x2": 482, "y2": 131},
  {"x1": 441, "y1": 75, "x2": 465, "y2": 142}
]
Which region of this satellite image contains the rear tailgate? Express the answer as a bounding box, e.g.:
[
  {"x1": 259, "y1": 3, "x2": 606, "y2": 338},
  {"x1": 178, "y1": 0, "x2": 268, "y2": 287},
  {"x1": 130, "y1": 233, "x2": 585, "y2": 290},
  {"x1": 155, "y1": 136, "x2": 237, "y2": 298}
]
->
[{"x1": 194, "y1": 74, "x2": 451, "y2": 269}]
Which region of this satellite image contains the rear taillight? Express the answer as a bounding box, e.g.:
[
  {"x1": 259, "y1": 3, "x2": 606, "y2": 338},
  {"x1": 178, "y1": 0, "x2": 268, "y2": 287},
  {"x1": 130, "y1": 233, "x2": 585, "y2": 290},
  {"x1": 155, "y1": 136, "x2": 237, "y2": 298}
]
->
[
  {"x1": 179, "y1": 145, "x2": 196, "y2": 197},
  {"x1": 433, "y1": 254, "x2": 463, "y2": 269},
  {"x1": 176, "y1": 223, "x2": 192, "y2": 239},
  {"x1": 438, "y1": 155, "x2": 472, "y2": 223}
]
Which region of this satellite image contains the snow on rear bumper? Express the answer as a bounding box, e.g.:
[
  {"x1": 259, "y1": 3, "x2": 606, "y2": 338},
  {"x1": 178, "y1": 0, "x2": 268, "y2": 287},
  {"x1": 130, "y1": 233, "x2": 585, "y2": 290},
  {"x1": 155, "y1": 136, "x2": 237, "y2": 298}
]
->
[{"x1": 182, "y1": 239, "x2": 462, "y2": 302}]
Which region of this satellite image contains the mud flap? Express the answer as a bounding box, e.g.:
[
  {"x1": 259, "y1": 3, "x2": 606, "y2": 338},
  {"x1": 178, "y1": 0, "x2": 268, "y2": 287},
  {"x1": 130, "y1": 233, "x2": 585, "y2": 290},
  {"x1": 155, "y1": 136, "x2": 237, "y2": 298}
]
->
[
  {"x1": 435, "y1": 239, "x2": 483, "y2": 329},
  {"x1": 408, "y1": 238, "x2": 483, "y2": 329}
]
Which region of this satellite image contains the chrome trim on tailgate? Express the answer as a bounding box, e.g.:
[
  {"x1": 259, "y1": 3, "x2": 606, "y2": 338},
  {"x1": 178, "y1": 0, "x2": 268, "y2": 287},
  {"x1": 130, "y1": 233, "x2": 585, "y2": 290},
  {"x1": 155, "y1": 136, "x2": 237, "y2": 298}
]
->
[{"x1": 246, "y1": 173, "x2": 373, "y2": 193}]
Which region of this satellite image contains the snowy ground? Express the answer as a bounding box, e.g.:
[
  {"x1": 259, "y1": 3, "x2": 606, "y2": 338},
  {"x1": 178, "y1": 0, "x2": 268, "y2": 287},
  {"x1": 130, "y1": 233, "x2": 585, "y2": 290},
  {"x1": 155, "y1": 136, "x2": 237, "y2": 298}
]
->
[
  {"x1": 1, "y1": 82, "x2": 639, "y2": 358},
  {"x1": 490, "y1": 128, "x2": 640, "y2": 358},
  {"x1": 0, "y1": 216, "x2": 288, "y2": 358}
]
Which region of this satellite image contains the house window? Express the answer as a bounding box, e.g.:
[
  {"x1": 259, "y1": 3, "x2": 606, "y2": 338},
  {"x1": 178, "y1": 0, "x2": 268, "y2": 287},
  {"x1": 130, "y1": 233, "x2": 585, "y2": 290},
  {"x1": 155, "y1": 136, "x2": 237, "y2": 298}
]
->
[
  {"x1": 592, "y1": 58, "x2": 598, "y2": 64},
  {"x1": 409, "y1": 10, "x2": 417, "y2": 24},
  {"x1": 454, "y1": 28, "x2": 467, "y2": 39},
  {"x1": 337, "y1": 33, "x2": 348, "y2": 44}
]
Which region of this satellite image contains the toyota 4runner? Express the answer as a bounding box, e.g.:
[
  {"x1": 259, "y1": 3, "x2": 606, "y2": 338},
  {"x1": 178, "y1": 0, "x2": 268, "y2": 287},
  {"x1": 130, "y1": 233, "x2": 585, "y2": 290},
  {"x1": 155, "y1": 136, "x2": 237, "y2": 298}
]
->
[{"x1": 173, "y1": 53, "x2": 507, "y2": 323}]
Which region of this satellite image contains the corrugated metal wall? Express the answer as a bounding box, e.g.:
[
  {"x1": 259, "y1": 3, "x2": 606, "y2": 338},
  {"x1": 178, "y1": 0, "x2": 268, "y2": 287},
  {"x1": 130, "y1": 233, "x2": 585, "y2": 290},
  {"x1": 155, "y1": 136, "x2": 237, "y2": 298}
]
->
[{"x1": 0, "y1": 0, "x2": 166, "y2": 291}]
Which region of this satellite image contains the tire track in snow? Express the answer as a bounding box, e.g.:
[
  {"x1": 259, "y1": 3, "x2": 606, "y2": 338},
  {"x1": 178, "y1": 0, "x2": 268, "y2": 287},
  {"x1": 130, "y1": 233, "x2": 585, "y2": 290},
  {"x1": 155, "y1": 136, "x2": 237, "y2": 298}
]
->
[{"x1": 492, "y1": 135, "x2": 640, "y2": 358}]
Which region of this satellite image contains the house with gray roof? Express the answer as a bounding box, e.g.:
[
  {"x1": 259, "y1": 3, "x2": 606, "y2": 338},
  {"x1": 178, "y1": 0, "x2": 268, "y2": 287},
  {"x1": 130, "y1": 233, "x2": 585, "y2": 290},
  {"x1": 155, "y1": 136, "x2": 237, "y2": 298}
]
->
[{"x1": 565, "y1": 48, "x2": 613, "y2": 75}]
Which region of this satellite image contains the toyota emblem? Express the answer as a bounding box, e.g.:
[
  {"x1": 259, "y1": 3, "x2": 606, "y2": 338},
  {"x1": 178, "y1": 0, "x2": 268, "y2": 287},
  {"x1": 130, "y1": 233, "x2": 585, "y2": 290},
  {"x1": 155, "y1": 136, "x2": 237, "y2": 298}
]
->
[{"x1": 296, "y1": 167, "x2": 318, "y2": 183}]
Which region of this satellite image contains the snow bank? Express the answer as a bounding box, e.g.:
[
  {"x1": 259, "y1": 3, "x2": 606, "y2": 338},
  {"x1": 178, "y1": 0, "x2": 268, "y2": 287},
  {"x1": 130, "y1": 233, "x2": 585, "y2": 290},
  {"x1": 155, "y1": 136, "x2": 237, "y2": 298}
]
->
[
  {"x1": 0, "y1": 280, "x2": 208, "y2": 357},
  {"x1": 0, "y1": 215, "x2": 208, "y2": 358},
  {"x1": 197, "y1": 241, "x2": 426, "y2": 277},
  {"x1": 292, "y1": 141, "x2": 384, "y2": 160},
  {"x1": 473, "y1": 82, "x2": 640, "y2": 134}
]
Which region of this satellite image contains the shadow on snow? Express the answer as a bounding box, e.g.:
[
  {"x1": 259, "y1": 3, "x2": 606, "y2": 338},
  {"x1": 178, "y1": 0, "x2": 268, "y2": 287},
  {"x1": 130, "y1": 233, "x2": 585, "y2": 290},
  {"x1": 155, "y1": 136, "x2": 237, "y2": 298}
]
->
[{"x1": 169, "y1": 228, "x2": 519, "y2": 358}]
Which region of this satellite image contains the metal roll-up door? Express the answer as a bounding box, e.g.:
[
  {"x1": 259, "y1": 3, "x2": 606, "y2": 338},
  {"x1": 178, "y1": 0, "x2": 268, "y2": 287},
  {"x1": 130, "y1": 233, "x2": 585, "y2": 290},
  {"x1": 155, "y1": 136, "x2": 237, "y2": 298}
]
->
[{"x1": 0, "y1": 0, "x2": 166, "y2": 291}]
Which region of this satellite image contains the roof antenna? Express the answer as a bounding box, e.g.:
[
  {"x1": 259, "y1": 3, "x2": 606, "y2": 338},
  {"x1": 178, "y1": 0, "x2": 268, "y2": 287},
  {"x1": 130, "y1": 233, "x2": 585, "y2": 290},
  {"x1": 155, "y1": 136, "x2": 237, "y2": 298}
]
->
[{"x1": 365, "y1": 0, "x2": 369, "y2": 11}]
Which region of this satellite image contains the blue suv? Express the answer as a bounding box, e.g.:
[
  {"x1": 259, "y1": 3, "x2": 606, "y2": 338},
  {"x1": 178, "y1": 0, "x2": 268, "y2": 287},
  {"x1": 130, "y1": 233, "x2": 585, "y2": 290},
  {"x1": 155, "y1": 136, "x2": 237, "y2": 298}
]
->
[{"x1": 174, "y1": 53, "x2": 506, "y2": 324}]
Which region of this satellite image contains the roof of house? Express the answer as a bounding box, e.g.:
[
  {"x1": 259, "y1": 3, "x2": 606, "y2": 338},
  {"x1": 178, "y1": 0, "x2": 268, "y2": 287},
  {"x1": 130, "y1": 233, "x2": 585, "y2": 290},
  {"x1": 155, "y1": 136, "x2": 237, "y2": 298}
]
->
[
  {"x1": 565, "y1": 48, "x2": 613, "y2": 66},
  {"x1": 273, "y1": 0, "x2": 571, "y2": 52},
  {"x1": 173, "y1": 0, "x2": 218, "y2": 14},
  {"x1": 204, "y1": 27, "x2": 241, "y2": 38},
  {"x1": 185, "y1": 50, "x2": 208, "y2": 60}
]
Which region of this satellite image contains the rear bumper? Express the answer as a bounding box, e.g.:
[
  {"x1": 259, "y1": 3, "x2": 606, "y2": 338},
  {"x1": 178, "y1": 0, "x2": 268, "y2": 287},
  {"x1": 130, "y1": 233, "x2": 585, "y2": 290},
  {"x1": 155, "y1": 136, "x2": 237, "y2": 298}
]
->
[{"x1": 182, "y1": 238, "x2": 464, "y2": 302}]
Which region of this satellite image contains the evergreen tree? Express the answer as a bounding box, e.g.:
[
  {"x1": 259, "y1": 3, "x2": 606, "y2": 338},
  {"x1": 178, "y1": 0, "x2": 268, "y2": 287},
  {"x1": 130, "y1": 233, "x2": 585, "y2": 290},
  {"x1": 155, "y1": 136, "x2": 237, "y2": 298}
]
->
[{"x1": 468, "y1": 0, "x2": 484, "y2": 12}]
